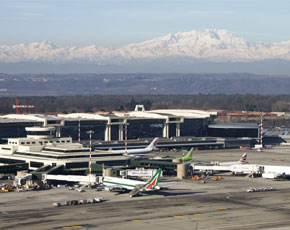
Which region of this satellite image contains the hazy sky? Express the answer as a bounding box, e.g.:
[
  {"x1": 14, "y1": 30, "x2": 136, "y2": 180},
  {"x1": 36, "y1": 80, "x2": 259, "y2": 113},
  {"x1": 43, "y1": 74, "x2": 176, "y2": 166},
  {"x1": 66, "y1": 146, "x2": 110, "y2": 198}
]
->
[{"x1": 1, "y1": 0, "x2": 290, "y2": 47}]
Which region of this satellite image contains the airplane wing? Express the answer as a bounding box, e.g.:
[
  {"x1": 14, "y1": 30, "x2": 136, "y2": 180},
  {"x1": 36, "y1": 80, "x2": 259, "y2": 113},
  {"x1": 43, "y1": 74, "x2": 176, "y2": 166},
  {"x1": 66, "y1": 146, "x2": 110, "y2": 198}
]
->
[
  {"x1": 104, "y1": 185, "x2": 130, "y2": 193},
  {"x1": 128, "y1": 182, "x2": 172, "y2": 197},
  {"x1": 129, "y1": 184, "x2": 144, "y2": 197}
]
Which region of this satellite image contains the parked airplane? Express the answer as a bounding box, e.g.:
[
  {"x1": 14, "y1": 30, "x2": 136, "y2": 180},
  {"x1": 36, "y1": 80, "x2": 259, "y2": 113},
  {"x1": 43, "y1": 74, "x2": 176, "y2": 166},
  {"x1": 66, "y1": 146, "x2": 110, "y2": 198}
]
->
[
  {"x1": 110, "y1": 137, "x2": 159, "y2": 156},
  {"x1": 101, "y1": 168, "x2": 162, "y2": 197},
  {"x1": 178, "y1": 147, "x2": 194, "y2": 162},
  {"x1": 262, "y1": 165, "x2": 290, "y2": 179},
  {"x1": 191, "y1": 153, "x2": 249, "y2": 175},
  {"x1": 213, "y1": 152, "x2": 248, "y2": 166}
]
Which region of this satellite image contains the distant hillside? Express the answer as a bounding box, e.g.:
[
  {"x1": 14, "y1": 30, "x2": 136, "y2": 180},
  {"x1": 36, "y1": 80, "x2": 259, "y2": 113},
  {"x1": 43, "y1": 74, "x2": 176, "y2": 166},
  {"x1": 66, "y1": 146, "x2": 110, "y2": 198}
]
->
[
  {"x1": 1, "y1": 73, "x2": 290, "y2": 96},
  {"x1": 2, "y1": 94, "x2": 290, "y2": 114}
]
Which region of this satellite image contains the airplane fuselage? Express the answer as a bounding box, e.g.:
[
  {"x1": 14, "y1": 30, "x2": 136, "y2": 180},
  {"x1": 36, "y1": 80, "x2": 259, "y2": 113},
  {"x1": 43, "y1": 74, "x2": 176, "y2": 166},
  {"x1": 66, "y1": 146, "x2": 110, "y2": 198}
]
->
[
  {"x1": 110, "y1": 147, "x2": 153, "y2": 155},
  {"x1": 218, "y1": 161, "x2": 244, "y2": 166},
  {"x1": 102, "y1": 176, "x2": 145, "y2": 190}
]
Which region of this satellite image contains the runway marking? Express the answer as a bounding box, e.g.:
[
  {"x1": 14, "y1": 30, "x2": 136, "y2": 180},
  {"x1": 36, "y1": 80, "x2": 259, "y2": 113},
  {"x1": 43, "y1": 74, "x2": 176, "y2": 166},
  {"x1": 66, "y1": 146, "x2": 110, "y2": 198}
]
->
[
  {"x1": 131, "y1": 219, "x2": 142, "y2": 222},
  {"x1": 174, "y1": 216, "x2": 184, "y2": 218},
  {"x1": 62, "y1": 226, "x2": 82, "y2": 229},
  {"x1": 58, "y1": 224, "x2": 96, "y2": 229},
  {"x1": 193, "y1": 213, "x2": 204, "y2": 216}
]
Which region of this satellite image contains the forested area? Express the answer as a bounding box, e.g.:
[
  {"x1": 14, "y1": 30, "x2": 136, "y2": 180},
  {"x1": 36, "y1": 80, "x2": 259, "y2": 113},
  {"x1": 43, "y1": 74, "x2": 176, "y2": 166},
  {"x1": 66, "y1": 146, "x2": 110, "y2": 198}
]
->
[{"x1": 2, "y1": 94, "x2": 290, "y2": 114}]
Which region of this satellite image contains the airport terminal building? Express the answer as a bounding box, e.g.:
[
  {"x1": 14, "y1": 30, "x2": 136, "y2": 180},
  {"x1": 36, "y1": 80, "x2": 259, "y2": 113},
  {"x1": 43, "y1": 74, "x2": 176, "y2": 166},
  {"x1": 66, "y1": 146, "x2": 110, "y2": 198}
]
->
[
  {"x1": 0, "y1": 106, "x2": 218, "y2": 141},
  {"x1": 0, "y1": 107, "x2": 263, "y2": 172}
]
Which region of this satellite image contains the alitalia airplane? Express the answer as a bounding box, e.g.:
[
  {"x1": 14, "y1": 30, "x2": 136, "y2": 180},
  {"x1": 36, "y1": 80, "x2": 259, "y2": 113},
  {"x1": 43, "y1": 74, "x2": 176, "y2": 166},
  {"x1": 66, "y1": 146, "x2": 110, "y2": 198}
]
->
[
  {"x1": 110, "y1": 137, "x2": 159, "y2": 156},
  {"x1": 101, "y1": 168, "x2": 162, "y2": 197}
]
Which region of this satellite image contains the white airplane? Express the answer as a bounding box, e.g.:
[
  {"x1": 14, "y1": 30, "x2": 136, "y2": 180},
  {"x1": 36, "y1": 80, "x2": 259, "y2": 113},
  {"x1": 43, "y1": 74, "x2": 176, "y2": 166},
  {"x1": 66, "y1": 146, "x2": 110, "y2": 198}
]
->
[
  {"x1": 110, "y1": 137, "x2": 159, "y2": 156},
  {"x1": 211, "y1": 152, "x2": 248, "y2": 166},
  {"x1": 101, "y1": 168, "x2": 162, "y2": 197},
  {"x1": 262, "y1": 165, "x2": 290, "y2": 179}
]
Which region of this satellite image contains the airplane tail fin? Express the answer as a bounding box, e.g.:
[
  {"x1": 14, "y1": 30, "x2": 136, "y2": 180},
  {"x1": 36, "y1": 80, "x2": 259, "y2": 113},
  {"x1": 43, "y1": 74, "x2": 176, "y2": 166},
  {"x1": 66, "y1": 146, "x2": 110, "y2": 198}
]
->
[
  {"x1": 181, "y1": 147, "x2": 194, "y2": 162},
  {"x1": 146, "y1": 137, "x2": 159, "y2": 150},
  {"x1": 186, "y1": 147, "x2": 194, "y2": 159},
  {"x1": 239, "y1": 152, "x2": 248, "y2": 163},
  {"x1": 144, "y1": 168, "x2": 162, "y2": 190}
]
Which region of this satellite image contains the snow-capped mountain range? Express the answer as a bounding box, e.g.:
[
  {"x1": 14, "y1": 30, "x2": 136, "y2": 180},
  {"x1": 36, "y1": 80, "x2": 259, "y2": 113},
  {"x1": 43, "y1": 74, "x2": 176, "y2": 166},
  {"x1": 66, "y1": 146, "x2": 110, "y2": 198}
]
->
[{"x1": 1, "y1": 29, "x2": 290, "y2": 64}]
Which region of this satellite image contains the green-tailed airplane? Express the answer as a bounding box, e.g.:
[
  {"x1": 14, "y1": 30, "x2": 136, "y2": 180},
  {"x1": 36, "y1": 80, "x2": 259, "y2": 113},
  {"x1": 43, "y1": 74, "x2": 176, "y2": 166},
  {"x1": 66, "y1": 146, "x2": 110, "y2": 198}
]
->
[{"x1": 179, "y1": 147, "x2": 194, "y2": 162}]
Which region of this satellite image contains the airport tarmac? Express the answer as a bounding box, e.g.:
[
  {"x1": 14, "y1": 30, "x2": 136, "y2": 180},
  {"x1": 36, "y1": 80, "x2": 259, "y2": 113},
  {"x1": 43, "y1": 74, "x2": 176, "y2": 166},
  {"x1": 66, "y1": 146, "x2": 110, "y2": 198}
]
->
[{"x1": 1, "y1": 147, "x2": 290, "y2": 230}]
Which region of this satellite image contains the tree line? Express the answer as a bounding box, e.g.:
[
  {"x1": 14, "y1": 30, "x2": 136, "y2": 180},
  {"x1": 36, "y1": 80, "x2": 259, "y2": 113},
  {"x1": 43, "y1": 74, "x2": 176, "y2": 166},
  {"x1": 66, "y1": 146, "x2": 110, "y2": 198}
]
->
[{"x1": 1, "y1": 94, "x2": 290, "y2": 114}]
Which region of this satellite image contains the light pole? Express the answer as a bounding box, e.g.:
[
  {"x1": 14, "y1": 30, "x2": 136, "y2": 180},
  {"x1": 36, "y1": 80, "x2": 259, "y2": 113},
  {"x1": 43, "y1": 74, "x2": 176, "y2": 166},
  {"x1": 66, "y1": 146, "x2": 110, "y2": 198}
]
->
[
  {"x1": 260, "y1": 113, "x2": 264, "y2": 148},
  {"x1": 87, "y1": 130, "x2": 94, "y2": 178},
  {"x1": 78, "y1": 117, "x2": 81, "y2": 144},
  {"x1": 125, "y1": 123, "x2": 127, "y2": 155}
]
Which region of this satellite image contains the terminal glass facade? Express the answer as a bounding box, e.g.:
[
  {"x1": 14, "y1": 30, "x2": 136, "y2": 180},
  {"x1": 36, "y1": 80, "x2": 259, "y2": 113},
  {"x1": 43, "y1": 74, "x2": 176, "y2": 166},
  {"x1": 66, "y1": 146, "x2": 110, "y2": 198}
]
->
[
  {"x1": 61, "y1": 125, "x2": 106, "y2": 140},
  {"x1": 208, "y1": 128, "x2": 258, "y2": 138},
  {"x1": 127, "y1": 122, "x2": 163, "y2": 139},
  {"x1": 180, "y1": 119, "x2": 207, "y2": 137}
]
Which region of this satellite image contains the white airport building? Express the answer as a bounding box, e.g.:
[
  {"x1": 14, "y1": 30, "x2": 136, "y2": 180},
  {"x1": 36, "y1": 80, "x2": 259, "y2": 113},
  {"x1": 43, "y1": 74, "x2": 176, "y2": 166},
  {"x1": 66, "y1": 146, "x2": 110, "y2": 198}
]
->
[
  {"x1": 0, "y1": 107, "x2": 218, "y2": 170},
  {"x1": 0, "y1": 126, "x2": 130, "y2": 170},
  {"x1": 0, "y1": 106, "x2": 217, "y2": 141}
]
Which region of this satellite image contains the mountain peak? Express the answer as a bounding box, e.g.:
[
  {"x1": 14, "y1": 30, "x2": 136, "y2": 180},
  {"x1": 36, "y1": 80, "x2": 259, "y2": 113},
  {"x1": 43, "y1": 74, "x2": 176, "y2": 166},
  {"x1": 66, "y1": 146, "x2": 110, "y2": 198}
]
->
[
  {"x1": 0, "y1": 29, "x2": 290, "y2": 65},
  {"x1": 29, "y1": 40, "x2": 57, "y2": 50}
]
